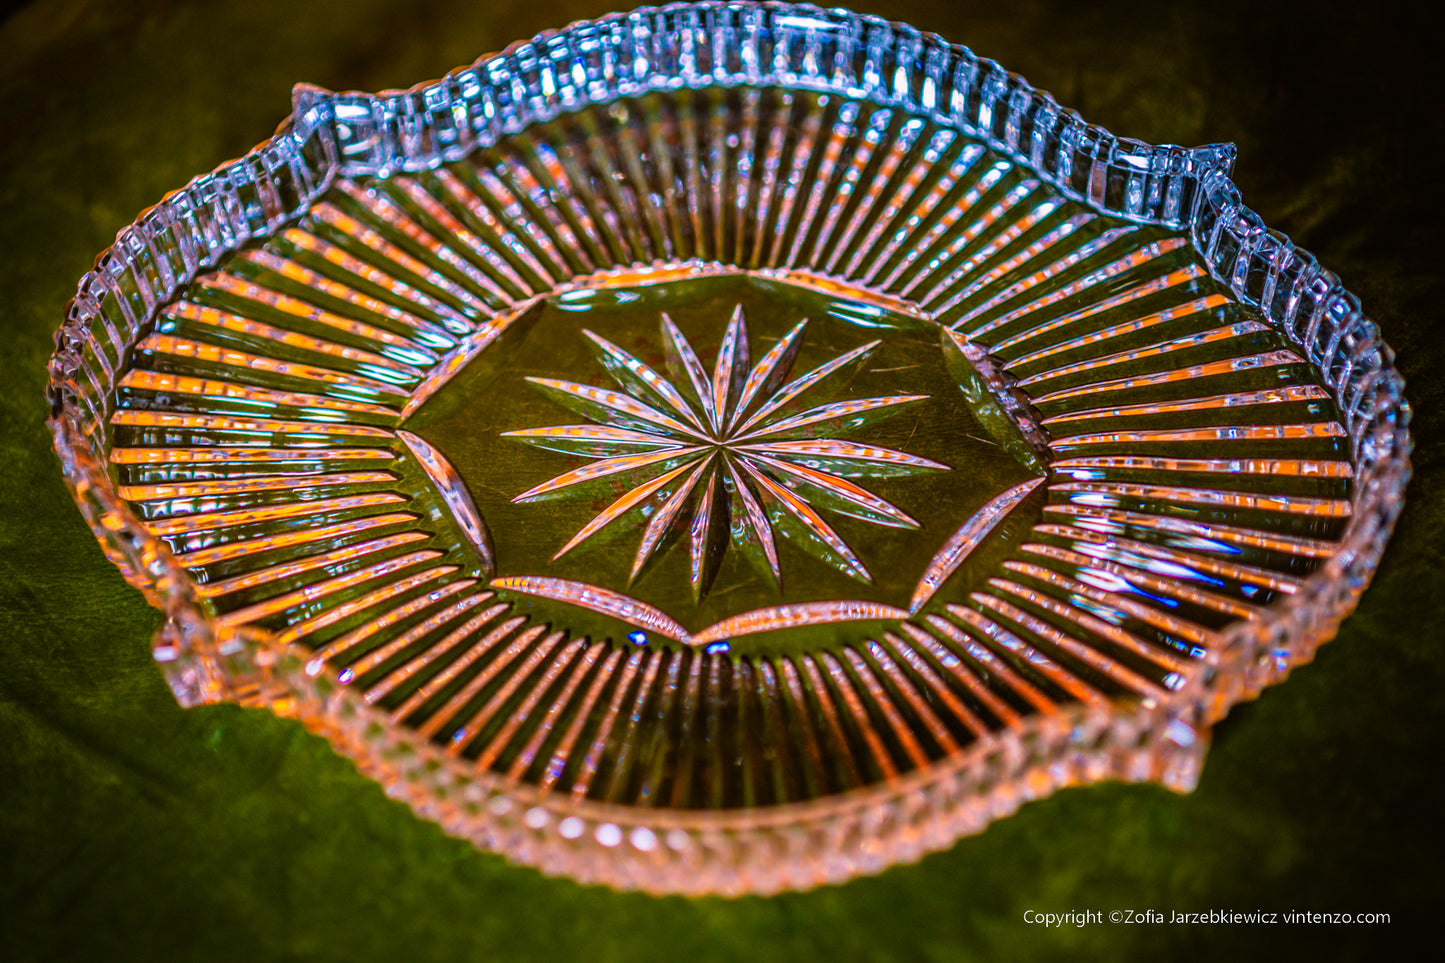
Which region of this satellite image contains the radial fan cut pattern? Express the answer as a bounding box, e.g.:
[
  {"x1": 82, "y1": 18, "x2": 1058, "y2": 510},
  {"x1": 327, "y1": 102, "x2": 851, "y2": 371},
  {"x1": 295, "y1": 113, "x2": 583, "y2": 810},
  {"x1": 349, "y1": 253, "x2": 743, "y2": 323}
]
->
[
  {"x1": 49, "y1": 1, "x2": 1409, "y2": 897},
  {"x1": 99, "y1": 85, "x2": 1354, "y2": 818},
  {"x1": 504, "y1": 306, "x2": 946, "y2": 597},
  {"x1": 103, "y1": 89, "x2": 1350, "y2": 802}
]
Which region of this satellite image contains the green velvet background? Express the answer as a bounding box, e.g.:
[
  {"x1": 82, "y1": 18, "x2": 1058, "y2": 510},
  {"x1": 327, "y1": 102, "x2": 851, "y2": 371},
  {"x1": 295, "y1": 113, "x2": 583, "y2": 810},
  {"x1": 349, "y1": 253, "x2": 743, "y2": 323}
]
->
[{"x1": 2, "y1": 1, "x2": 1440, "y2": 958}]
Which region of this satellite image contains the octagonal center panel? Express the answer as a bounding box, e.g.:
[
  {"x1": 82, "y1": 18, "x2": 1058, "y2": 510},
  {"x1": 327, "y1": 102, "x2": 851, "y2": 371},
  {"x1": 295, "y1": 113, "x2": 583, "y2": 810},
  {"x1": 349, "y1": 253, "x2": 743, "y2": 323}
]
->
[{"x1": 402, "y1": 272, "x2": 1045, "y2": 651}]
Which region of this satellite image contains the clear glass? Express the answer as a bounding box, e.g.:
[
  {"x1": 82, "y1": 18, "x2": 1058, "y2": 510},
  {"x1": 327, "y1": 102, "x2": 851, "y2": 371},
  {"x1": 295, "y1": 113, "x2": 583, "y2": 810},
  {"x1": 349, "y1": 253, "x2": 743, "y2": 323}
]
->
[{"x1": 47, "y1": 1, "x2": 1411, "y2": 895}]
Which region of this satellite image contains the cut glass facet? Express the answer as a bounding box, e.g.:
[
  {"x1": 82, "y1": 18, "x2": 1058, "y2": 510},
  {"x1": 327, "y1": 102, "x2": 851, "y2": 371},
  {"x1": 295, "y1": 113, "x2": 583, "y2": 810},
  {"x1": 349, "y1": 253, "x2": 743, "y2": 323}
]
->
[{"x1": 47, "y1": 2, "x2": 1410, "y2": 895}]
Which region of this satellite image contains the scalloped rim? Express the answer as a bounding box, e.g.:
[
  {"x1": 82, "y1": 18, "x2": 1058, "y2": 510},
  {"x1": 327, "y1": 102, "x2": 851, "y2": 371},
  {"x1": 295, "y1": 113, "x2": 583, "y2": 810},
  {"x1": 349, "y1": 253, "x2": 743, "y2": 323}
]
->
[{"x1": 45, "y1": 1, "x2": 1411, "y2": 895}]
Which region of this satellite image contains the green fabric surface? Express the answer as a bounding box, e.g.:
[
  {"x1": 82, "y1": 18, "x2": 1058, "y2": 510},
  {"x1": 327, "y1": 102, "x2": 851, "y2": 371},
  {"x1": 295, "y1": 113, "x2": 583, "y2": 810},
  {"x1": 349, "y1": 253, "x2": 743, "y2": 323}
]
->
[{"x1": 2, "y1": 0, "x2": 1439, "y2": 958}]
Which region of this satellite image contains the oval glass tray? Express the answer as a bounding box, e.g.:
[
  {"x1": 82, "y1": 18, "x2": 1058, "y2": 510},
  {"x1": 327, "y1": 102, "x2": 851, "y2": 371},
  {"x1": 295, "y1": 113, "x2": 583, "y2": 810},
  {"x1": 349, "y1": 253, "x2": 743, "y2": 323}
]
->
[{"x1": 47, "y1": 1, "x2": 1410, "y2": 895}]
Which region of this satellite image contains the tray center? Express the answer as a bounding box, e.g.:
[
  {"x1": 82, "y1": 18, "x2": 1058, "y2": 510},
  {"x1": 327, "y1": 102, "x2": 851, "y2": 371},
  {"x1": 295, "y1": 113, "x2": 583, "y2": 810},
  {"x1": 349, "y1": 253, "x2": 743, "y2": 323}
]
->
[{"x1": 403, "y1": 269, "x2": 1044, "y2": 647}]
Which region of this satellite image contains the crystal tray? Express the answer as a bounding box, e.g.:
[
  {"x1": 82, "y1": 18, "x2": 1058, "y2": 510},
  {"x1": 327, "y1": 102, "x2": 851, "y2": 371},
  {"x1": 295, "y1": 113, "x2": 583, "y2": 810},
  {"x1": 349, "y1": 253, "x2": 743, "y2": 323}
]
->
[{"x1": 47, "y1": 2, "x2": 1411, "y2": 895}]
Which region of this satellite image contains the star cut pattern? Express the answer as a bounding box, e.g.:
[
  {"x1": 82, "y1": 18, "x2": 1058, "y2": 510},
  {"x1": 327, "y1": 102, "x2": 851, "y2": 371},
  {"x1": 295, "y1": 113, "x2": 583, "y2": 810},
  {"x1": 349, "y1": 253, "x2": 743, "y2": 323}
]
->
[{"x1": 503, "y1": 306, "x2": 949, "y2": 600}]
